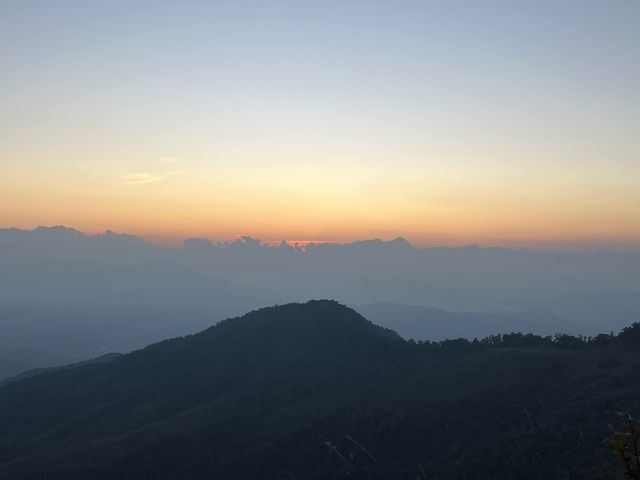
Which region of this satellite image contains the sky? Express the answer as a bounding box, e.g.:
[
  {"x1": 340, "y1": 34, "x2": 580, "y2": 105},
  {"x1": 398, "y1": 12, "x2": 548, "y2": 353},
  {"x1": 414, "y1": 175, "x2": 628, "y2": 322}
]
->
[{"x1": 1, "y1": 0, "x2": 639, "y2": 248}]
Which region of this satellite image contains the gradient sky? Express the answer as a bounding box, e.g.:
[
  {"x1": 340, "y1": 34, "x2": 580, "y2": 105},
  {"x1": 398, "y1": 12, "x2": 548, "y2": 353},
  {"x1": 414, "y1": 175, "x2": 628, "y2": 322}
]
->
[{"x1": 1, "y1": 1, "x2": 639, "y2": 247}]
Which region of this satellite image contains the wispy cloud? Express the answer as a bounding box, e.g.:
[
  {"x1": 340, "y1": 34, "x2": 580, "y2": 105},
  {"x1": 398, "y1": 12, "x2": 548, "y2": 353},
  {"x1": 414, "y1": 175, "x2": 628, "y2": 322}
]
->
[
  {"x1": 122, "y1": 173, "x2": 165, "y2": 185},
  {"x1": 160, "y1": 156, "x2": 181, "y2": 164},
  {"x1": 122, "y1": 170, "x2": 185, "y2": 186}
]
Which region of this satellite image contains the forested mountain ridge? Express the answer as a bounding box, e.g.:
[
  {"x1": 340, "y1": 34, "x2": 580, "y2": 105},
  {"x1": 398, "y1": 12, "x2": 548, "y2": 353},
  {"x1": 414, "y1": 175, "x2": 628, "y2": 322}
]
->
[{"x1": 0, "y1": 300, "x2": 639, "y2": 479}]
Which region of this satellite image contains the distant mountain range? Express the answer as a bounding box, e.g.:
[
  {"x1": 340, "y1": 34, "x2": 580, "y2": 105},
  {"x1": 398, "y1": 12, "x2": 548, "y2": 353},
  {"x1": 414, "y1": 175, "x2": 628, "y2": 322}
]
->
[
  {"x1": 356, "y1": 292, "x2": 640, "y2": 340},
  {"x1": 514, "y1": 289, "x2": 640, "y2": 333},
  {"x1": 2, "y1": 225, "x2": 639, "y2": 311},
  {"x1": 1, "y1": 225, "x2": 639, "y2": 380},
  {"x1": 0, "y1": 301, "x2": 639, "y2": 479},
  {"x1": 356, "y1": 302, "x2": 579, "y2": 340}
]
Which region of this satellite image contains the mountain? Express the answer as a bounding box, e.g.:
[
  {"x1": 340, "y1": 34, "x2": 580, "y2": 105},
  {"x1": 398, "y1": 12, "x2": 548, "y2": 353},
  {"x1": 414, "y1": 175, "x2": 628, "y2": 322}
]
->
[
  {"x1": 0, "y1": 345, "x2": 71, "y2": 381},
  {"x1": 2, "y1": 226, "x2": 640, "y2": 375},
  {"x1": 519, "y1": 290, "x2": 640, "y2": 334},
  {"x1": 3, "y1": 225, "x2": 640, "y2": 312},
  {"x1": 357, "y1": 302, "x2": 578, "y2": 340},
  {"x1": 1, "y1": 300, "x2": 639, "y2": 479},
  {"x1": 0, "y1": 226, "x2": 154, "y2": 269},
  {"x1": 0, "y1": 261, "x2": 273, "y2": 371},
  {"x1": 0, "y1": 352, "x2": 122, "y2": 386}
]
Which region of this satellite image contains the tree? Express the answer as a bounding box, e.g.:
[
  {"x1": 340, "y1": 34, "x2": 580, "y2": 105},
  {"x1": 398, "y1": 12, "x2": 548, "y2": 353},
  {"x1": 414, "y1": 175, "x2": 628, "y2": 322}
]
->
[{"x1": 606, "y1": 412, "x2": 640, "y2": 479}]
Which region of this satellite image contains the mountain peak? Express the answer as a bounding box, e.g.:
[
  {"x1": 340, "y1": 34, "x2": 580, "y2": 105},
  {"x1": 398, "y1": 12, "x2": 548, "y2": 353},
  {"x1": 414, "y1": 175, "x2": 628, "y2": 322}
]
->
[
  {"x1": 391, "y1": 236, "x2": 412, "y2": 248},
  {"x1": 204, "y1": 300, "x2": 402, "y2": 354},
  {"x1": 33, "y1": 225, "x2": 85, "y2": 238}
]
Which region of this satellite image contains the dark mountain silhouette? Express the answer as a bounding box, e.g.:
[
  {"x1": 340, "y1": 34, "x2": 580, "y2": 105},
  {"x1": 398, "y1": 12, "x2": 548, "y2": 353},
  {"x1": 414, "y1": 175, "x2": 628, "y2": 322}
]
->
[
  {"x1": 0, "y1": 352, "x2": 122, "y2": 386},
  {"x1": 1, "y1": 300, "x2": 639, "y2": 479},
  {"x1": 0, "y1": 345, "x2": 71, "y2": 382}
]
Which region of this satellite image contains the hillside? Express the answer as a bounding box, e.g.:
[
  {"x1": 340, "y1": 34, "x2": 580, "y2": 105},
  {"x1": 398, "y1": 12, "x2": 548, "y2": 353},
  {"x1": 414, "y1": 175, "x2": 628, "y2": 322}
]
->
[
  {"x1": 0, "y1": 301, "x2": 639, "y2": 479},
  {"x1": 0, "y1": 345, "x2": 71, "y2": 382}
]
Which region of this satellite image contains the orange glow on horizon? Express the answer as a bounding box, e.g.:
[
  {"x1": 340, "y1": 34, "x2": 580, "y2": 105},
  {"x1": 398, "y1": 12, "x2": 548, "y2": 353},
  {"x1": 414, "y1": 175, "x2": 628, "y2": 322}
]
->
[{"x1": 1, "y1": 159, "x2": 639, "y2": 251}]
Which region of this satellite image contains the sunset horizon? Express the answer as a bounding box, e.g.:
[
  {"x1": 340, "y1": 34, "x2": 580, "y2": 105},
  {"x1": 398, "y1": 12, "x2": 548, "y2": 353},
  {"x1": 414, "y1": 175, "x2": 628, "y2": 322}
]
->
[
  {"x1": 2, "y1": 3, "x2": 640, "y2": 478},
  {"x1": 4, "y1": 222, "x2": 640, "y2": 251},
  {"x1": 2, "y1": 2, "x2": 639, "y2": 252}
]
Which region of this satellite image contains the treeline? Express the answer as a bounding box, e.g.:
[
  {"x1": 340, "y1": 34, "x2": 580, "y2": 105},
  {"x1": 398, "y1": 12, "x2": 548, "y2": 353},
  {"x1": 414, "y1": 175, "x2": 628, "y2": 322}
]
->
[{"x1": 407, "y1": 321, "x2": 640, "y2": 351}]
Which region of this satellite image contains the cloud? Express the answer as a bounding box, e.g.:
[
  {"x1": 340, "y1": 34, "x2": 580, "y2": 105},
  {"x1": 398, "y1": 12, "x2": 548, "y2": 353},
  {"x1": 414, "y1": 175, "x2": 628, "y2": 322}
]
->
[
  {"x1": 122, "y1": 173, "x2": 165, "y2": 185},
  {"x1": 160, "y1": 156, "x2": 181, "y2": 164},
  {"x1": 122, "y1": 170, "x2": 185, "y2": 186}
]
